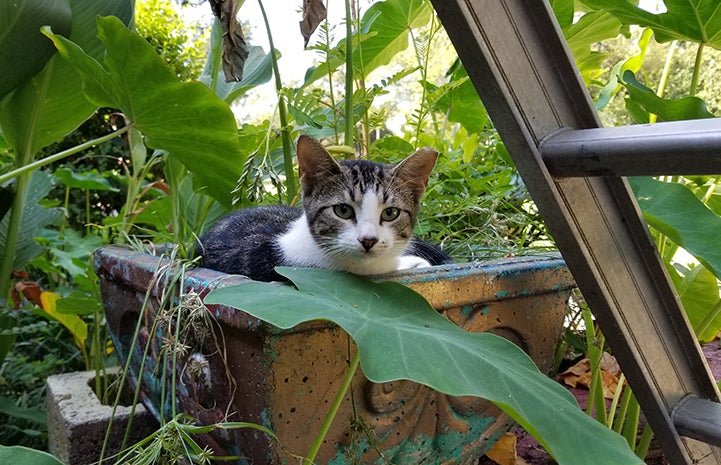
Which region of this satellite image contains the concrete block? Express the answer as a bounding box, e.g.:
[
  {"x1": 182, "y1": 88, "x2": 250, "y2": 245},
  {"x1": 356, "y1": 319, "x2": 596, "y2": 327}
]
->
[{"x1": 46, "y1": 368, "x2": 158, "y2": 465}]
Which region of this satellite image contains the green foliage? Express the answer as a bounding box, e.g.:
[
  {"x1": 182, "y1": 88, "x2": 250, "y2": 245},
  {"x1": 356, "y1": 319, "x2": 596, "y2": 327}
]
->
[
  {"x1": 620, "y1": 70, "x2": 714, "y2": 122},
  {"x1": 206, "y1": 267, "x2": 643, "y2": 465},
  {"x1": 135, "y1": 0, "x2": 209, "y2": 82},
  {"x1": 0, "y1": 171, "x2": 61, "y2": 271},
  {"x1": 0, "y1": 446, "x2": 64, "y2": 465},
  {"x1": 44, "y1": 16, "x2": 245, "y2": 209},
  {"x1": 582, "y1": 0, "x2": 721, "y2": 47},
  {"x1": 0, "y1": 0, "x2": 72, "y2": 99}
]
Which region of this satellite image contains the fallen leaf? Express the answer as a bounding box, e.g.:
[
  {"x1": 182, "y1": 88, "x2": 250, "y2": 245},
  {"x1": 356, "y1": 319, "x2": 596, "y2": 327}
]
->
[
  {"x1": 299, "y1": 0, "x2": 327, "y2": 48},
  {"x1": 208, "y1": 0, "x2": 249, "y2": 82},
  {"x1": 485, "y1": 432, "x2": 518, "y2": 465},
  {"x1": 558, "y1": 352, "x2": 621, "y2": 399}
]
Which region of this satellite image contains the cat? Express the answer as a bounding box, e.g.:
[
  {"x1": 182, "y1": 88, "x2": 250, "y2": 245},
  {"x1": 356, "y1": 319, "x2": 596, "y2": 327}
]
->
[{"x1": 198, "y1": 135, "x2": 452, "y2": 281}]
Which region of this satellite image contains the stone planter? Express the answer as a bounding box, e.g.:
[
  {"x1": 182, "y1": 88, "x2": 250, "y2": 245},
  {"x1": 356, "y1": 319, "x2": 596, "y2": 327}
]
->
[
  {"x1": 46, "y1": 368, "x2": 158, "y2": 465},
  {"x1": 94, "y1": 245, "x2": 574, "y2": 465}
]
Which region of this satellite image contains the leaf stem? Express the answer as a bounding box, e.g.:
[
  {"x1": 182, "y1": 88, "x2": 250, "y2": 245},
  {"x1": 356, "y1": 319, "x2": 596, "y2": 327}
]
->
[
  {"x1": 649, "y1": 40, "x2": 677, "y2": 124},
  {"x1": 0, "y1": 125, "x2": 132, "y2": 186},
  {"x1": 690, "y1": 42, "x2": 705, "y2": 97},
  {"x1": 343, "y1": 0, "x2": 354, "y2": 148},
  {"x1": 257, "y1": 0, "x2": 296, "y2": 204},
  {"x1": 304, "y1": 349, "x2": 361, "y2": 465}
]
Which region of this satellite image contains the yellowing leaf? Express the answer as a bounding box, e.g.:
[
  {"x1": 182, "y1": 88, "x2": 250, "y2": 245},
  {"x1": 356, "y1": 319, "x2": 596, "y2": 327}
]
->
[
  {"x1": 40, "y1": 292, "x2": 87, "y2": 350},
  {"x1": 485, "y1": 432, "x2": 519, "y2": 465}
]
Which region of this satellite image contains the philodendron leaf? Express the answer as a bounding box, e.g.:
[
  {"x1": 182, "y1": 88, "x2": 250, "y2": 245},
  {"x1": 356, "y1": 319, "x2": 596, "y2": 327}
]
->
[
  {"x1": 672, "y1": 264, "x2": 721, "y2": 342},
  {"x1": 54, "y1": 167, "x2": 119, "y2": 191},
  {"x1": 205, "y1": 267, "x2": 642, "y2": 465},
  {"x1": 582, "y1": 0, "x2": 721, "y2": 48},
  {"x1": 0, "y1": 0, "x2": 72, "y2": 100},
  {"x1": 630, "y1": 176, "x2": 721, "y2": 280},
  {"x1": 353, "y1": 0, "x2": 431, "y2": 75},
  {"x1": 0, "y1": 0, "x2": 132, "y2": 157},
  {"x1": 0, "y1": 446, "x2": 64, "y2": 465},
  {"x1": 0, "y1": 171, "x2": 61, "y2": 269},
  {"x1": 44, "y1": 16, "x2": 245, "y2": 208},
  {"x1": 621, "y1": 70, "x2": 715, "y2": 122}
]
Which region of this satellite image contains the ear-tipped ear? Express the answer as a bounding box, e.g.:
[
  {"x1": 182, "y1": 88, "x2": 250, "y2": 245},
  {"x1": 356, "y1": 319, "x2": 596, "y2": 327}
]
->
[
  {"x1": 391, "y1": 147, "x2": 438, "y2": 192},
  {"x1": 297, "y1": 135, "x2": 341, "y2": 193}
]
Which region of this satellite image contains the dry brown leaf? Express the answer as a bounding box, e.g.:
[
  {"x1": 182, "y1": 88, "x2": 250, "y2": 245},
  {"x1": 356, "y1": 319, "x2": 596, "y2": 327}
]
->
[
  {"x1": 558, "y1": 352, "x2": 622, "y2": 399},
  {"x1": 208, "y1": 0, "x2": 249, "y2": 82},
  {"x1": 11, "y1": 281, "x2": 43, "y2": 308},
  {"x1": 299, "y1": 0, "x2": 327, "y2": 48},
  {"x1": 485, "y1": 432, "x2": 518, "y2": 465}
]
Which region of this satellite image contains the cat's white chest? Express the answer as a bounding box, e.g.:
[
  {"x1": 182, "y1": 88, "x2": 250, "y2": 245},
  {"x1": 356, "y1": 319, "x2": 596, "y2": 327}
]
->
[{"x1": 276, "y1": 216, "x2": 329, "y2": 269}]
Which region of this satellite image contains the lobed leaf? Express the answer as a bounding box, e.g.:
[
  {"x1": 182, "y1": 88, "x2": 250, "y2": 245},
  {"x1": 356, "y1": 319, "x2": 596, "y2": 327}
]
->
[
  {"x1": 44, "y1": 16, "x2": 246, "y2": 208},
  {"x1": 582, "y1": 0, "x2": 721, "y2": 48},
  {"x1": 0, "y1": 0, "x2": 132, "y2": 157},
  {"x1": 630, "y1": 176, "x2": 721, "y2": 279},
  {"x1": 0, "y1": 0, "x2": 71, "y2": 100},
  {"x1": 205, "y1": 267, "x2": 642, "y2": 465}
]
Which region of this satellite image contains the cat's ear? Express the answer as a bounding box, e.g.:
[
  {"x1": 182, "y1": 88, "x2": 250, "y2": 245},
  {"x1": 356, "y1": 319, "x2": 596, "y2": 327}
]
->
[
  {"x1": 391, "y1": 147, "x2": 438, "y2": 192},
  {"x1": 297, "y1": 135, "x2": 341, "y2": 193}
]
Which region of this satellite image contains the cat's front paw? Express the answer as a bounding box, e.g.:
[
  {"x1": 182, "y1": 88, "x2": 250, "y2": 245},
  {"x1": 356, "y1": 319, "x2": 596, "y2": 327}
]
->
[{"x1": 397, "y1": 255, "x2": 431, "y2": 270}]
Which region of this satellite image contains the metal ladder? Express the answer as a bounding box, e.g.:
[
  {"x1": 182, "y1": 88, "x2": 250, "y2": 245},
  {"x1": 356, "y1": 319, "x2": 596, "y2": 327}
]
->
[{"x1": 430, "y1": 1, "x2": 721, "y2": 464}]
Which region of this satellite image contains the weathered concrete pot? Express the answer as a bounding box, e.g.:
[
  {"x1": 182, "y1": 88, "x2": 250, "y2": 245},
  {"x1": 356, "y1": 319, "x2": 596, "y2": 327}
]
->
[
  {"x1": 46, "y1": 368, "x2": 158, "y2": 465},
  {"x1": 94, "y1": 245, "x2": 574, "y2": 465}
]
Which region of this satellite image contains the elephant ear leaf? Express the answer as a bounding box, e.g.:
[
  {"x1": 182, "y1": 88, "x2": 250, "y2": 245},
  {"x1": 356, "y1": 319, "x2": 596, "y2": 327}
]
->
[
  {"x1": 620, "y1": 70, "x2": 714, "y2": 123},
  {"x1": 43, "y1": 16, "x2": 246, "y2": 208},
  {"x1": 0, "y1": 0, "x2": 72, "y2": 100},
  {"x1": 0, "y1": 171, "x2": 61, "y2": 270},
  {"x1": 581, "y1": 0, "x2": 721, "y2": 47},
  {"x1": 206, "y1": 267, "x2": 643, "y2": 465},
  {"x1": 630, "y1": 176, "x2": 721, "y2": 280}
]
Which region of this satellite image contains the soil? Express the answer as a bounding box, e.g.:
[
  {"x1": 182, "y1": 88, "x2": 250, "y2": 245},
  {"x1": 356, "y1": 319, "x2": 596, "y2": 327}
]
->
[{"x1": 479, "y1": 341, "x2": 721, "y2": 465}]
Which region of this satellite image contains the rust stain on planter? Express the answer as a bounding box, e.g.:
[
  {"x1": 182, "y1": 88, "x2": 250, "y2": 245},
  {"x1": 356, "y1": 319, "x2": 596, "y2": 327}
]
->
[{"x1": 94, "y1": 245, "x2": 575, "y2": 465}]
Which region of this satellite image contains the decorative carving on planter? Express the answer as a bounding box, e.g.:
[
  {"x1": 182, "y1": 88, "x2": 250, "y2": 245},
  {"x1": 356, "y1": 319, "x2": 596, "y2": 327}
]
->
[{"x1": 95, "y1": 245, "x2": 574, "y2": 464}]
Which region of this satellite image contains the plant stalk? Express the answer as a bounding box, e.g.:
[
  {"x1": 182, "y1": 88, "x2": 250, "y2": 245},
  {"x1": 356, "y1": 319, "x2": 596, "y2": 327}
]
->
[
  {"x1": 0, "y1": 125, "x2": 131, "y2": 186},
  {"x1": 343, "y1": 0, "x2": 354, "y2": 148},
  {"x1": 304, "y1": 349, "x2": 361, "y2": 465},
  {"x1": 0, "y1": 172, "x2": 31, "y2": 299},
  {"x1": 690, "y1": 42, "x2": 705, "y2": 97},
  {"x1": 257, "y1": 0, "x2": 296, "y2": 204},
  {"x1": 649, "y1": 40, "x2": 677, "y2": 124}
]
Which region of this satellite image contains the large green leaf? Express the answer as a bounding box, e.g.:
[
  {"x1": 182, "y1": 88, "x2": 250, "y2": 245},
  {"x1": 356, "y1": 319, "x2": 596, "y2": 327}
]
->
[
  {"x1": 595, "y1": 28, "x2": 653, "y2": 110},
  {"x1": 582, "y1": 0, "x2": 721, "y2": 48},
  {"x1": 0, "y1": 446, "x2": 64, "y2": 465},
  {"x1": 352, "y1": 0, "x2": 431, "y2": 75},
  {"x1": 630, "y1": 176, "x2": 721, "y2": 279},
  {"x1": 0, "y1": 0, "x2": 132, "y2": 158},
  {"x1": 0, "y1": 0, "x2": 72, "y2": 100},
  {"x1": 205, "y1": 268, "x2": 642, "y2": 465},
  {"x1": 563, "y1": 10, "x2": 624, "y2": 84},
  {"x1": 425, "y1": 64, "x2": 489, "y2": 135},
  {"x1": 0, "y1": 171, "x2": 61, "y2": 269},
  {"x1": 44, "y1": 16, "x2": 246, "y2": 208},
  {"x1": 672, "y1": 264, "x2": 721, "y2": 342},
  {"x1": 621, "y1": 70, "x2": 715, "y2": 122}
]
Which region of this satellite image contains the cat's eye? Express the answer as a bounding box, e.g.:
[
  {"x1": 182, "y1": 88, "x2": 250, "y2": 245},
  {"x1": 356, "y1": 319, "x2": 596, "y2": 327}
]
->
[
  {"x1": 333, "y1": 203, "x2": 355, "y2": 220},
  {"x1": 380, "y1": 207, "x2": 400, "y2": 222}
]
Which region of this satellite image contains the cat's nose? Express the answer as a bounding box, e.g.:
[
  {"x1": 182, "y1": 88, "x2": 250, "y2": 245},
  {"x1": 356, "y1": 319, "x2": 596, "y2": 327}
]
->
[{"x1": 359, "y1": 237, "x2": 378, "y2": 252}]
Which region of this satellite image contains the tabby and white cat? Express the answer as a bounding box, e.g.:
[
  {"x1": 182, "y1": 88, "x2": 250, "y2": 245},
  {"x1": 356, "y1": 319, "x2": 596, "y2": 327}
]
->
[{"x1": 199, "y1": 135, "x2": 451, "y2": 281}]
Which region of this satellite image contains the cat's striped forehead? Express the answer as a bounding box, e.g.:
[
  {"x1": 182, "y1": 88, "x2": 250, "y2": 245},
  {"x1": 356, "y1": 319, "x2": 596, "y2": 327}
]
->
[{"x1": 339, "y1": 159, "x2": 391, "y2": 200}]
